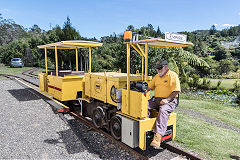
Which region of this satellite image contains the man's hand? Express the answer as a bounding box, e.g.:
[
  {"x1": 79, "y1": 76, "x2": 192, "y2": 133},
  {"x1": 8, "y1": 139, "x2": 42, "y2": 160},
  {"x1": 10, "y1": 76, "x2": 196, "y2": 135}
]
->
[
  {"x1": 160, "y1": 99, "x2": 169, "y2": 105},
  {"x1": 147, "y1": 87, "x2": 152, "y2": 92}
]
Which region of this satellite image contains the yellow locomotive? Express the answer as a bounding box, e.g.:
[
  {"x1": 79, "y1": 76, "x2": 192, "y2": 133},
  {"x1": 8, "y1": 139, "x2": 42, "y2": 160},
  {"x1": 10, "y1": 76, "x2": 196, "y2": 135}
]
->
[{"x1": 38, "y1": 33, "x2": 192, "y2": 150}]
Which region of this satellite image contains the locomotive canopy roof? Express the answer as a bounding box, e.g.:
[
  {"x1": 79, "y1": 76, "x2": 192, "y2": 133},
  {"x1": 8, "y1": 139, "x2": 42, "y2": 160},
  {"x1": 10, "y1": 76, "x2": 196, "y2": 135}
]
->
[
  {"x1": 37, "y1": 40, "x2": 103, "y2": 49},
  {"x1": 133, "y1": 38, "x2": 193, "y2": 48}
]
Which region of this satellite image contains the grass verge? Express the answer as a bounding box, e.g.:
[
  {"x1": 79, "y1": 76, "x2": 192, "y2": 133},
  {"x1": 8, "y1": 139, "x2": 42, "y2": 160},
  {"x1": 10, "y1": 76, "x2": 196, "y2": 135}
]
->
[
  {"x1": 175, "y1": 111, "x2": 240, "y2": 160},
  {"x1": 200, "y1": 78, "x2": 240, "y2": 90},
  {"x1": 179, "y1": 95, "x2": 240, "y2": 128},
  {"x1": 0, "y1": 66, "x2": 33, "y2": 75}
]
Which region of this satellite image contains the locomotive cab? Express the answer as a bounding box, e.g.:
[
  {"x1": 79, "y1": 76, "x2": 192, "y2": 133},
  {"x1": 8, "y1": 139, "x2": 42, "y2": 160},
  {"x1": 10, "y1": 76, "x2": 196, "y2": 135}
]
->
[{"x1": 115, "y1": 33, "x2": 192, "y2": 150}]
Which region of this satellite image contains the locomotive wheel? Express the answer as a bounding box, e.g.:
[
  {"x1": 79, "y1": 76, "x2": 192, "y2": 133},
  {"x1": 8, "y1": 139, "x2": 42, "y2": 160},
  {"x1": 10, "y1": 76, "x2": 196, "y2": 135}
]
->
[
  {"x1": 110, "y1": 115, "x2": 121, "y2": 140},
  {"x1": 92, "y1": 107, "x2": 104, "y2": 128}
]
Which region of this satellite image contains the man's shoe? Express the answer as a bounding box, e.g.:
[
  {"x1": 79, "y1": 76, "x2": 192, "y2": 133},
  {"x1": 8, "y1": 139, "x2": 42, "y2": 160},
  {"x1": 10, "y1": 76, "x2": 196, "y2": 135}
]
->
[{"x1": 150, "y1": 133, "x2": 162, "y2": 149}]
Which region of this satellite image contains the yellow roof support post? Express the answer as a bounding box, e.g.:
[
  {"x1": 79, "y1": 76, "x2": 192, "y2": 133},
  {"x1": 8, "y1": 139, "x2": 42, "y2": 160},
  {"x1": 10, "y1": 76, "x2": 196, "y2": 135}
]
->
[
  {"x1": 130, "y1": 44, "x2": 145, "y2": 81},
  {"x1": 44, "y1": 47, "x2": 48, "y2": 75},
  {"x1": 131, "y1": 44, "x2": 144, "y2": 57},
  {"x1": 75, "y1": 48, "x2": 78, "y2": 71},
  {"x1": 55, "y1": 45, "x2": 58, "y2": 76},
  {"x1": 136, "y1": 43, "x2": 145, "y2": 56},
  {"x1": 126, "y1": 43, "x2": 130, "y2": 111},
  {"x1": 144, "y1": 43, "x2": 148, "y2": 81},
  {"x1": 142, "y1": 57, "x2": 144, "y2": 81},
  {"x1": 89, "y1": 47, "x2": 92, "y2": 72}
]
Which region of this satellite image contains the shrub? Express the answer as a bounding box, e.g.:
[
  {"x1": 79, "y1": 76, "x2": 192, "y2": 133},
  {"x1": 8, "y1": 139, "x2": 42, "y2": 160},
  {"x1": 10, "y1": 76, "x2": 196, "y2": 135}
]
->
[
  {"x1": 189, "y1": 74, "x2": 200, "y2": 89},
  {"x1": 206, "y1": 90, "x2": 235, "y2": 96},
  {"x1": 237, "y1": 90, "x2": 240, "y2": 105},
  {"x1": 181, "y1": 82, "x2": 190, "y2": 93},
  {"x1": 200, "y1": 78, "x2": 211, "y2": 90},
  {"x1": 233, "y1": 81, "x2": 240, "y2": 92},
  {"x1": 216, "y1": 80, "x2": 222, "y2": 90}
]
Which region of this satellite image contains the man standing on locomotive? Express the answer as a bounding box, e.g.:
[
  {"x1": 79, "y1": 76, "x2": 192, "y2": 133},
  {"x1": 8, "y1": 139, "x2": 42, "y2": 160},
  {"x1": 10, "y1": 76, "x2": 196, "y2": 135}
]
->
[{"x1": 147, "y1": 60, "x2": 180, "y2": 149}]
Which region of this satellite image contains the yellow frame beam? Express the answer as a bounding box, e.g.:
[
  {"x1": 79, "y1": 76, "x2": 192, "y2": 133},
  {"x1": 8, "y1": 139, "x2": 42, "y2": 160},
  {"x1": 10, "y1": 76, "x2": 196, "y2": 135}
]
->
[
  {"x1": 126, "y1": 43, "x2": 130, "y2": 109},
  {"x1": 41, "y1": 47, "x2": 86, "y2": 50},
  {"x1": 76, "y1": 48, "x2": 78, "y2": 71},
  {"x1": 89, "y1": 47, "x2": 92, "y2": 72},
  {"x1": 55, "y1": 46, "x2": 58, "y2": 76},
  {"x1": 142, "y1": 58, "x2": 144, "y2": 81},
  {"x1": 130, "y1": 44, "x2": 145, "y2": 81},
  {"x1": 136, "y1": 43, "x2": 145, "y2": 56},
  {"x1": 144, "y1": 43, "x2": 148, "y2": 81},
  {"x1": 44, "y1": 48, "x2": 48, "y2": 74},
  {"x1": 61, "y1": 42, "x2": 102, "y2": 47},
  {"x1": 130, "y1": 44, "x2": 145, "y2": 57}
]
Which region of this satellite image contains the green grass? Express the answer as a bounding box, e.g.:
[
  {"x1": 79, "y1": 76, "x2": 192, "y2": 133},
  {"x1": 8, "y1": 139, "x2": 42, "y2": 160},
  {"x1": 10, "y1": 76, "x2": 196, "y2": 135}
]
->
[
  {"x1": 175, "y1": 111, "x2": 240, "y2": 160},
  {"x1": 175, "y1": 94, "x2": 240, "y2": 159},
  {"x1": 200, "y1": 78, "x2": 240, "y2": 90},
  {"x1": 179, "y1": 99, "x2": 240, "y2": 128},
  {"x1": 0, "y1": 66, "x2": 33, "y2": 75}
]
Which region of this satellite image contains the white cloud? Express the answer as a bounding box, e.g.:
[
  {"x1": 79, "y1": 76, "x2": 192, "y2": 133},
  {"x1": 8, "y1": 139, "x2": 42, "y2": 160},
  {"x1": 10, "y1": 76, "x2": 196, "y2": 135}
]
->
[
  {"x1": 214, "y1": 24, "x2": 218, "y2": 26},
  {"x1": 0, "y1": 9, "x2": 10, "y2": 13},
  {"x1": 222, "y1": 24, "x2": 236, "y2": 27}
]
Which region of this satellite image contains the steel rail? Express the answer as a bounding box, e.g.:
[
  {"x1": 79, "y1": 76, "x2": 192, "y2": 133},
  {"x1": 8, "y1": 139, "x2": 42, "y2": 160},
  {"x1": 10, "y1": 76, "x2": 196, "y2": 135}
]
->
[{"x1": 161, "y1": 143, "x2": 203, "y2": 160}]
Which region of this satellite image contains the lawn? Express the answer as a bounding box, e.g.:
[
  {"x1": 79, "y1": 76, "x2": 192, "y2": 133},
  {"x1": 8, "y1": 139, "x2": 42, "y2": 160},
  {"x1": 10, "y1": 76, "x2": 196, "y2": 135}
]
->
[
  {"x1": 174, "y1": 94, "x2": 240, "y2": 159},
  {"x1": 0, "y1": 65, "x2": 33, "y2": 75},
  {"x1": 200, "y1": 78, "x2": 240, "y2": 90},
  {"x1": 179, "y1": 99, "x2": 240, "y2": 128},
  {"x1": 175, "y1": 111, "x2": 240, "y2": 160}
]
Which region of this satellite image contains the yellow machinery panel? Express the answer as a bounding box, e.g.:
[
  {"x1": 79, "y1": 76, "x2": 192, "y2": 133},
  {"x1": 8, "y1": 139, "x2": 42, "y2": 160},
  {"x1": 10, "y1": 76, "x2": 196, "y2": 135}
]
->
[
  {"x1": 90, "y1": 73, "x2": 107, "y2": 102},
  {"x1": 138, "y1": 112, "x2": 176, "y2": 150},
  {"x1": 121, "y1": 89, "x2": 150, "y2": 119},
  {"x1": 47, "y1": 75, "x2": 84, "y2": 101},
  {"x1": 38, "y1": 72, "x2": 48, "y2": 92},
  {"x1": 117, "y1": 112, "x2": 176, "y2": 150},
  {"x1": 106, "y1": 78, "x2": 128, "y2": 106},
  {"x1": 85, "y1": 72, "x2": 152, "y2": 105}
]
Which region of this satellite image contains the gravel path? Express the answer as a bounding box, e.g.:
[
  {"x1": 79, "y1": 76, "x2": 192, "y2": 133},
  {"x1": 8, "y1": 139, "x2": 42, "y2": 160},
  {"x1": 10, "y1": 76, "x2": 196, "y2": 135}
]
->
[{"x1": 0, "y1": 79, "x2": 181, "y2": 159}]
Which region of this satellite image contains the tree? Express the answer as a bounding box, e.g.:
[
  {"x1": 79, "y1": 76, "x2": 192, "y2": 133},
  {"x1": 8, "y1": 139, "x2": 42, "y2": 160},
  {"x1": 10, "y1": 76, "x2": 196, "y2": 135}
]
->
[
  {"x1": 209, "y1": 25, "x2": 217, "y2": 35},
  {"x1": 30, "y1": 24, "x2": 41, "y2": 34},
  {"x1": 218, "y1": 59, "x2": 234, "y2": 74},
  {"x1": 127, "y1": 25, "x2": 135, "y2": 32},
  {"x1": 214, "y1": 46, "x2": 231, "y2": 61},
  {"x1": 0, "y1": 14, "x2": 26, "y2": 45},
  {"x1": 156, "y1": 26, "x2": 162, "y2": 38},
  {"x1": 62, "y1": 16, "x2": 81, "y2": 40}
]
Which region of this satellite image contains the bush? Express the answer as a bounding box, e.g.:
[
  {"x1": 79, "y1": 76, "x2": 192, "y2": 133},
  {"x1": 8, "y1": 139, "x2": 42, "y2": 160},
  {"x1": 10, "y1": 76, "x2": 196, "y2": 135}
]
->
[
  {"x1": 237, "y1": 90, "x2": 240, "y2": 105},
  {"x1": 181, "y1": 82, "x2": 190, "y2": 93},
  {"x1": 233, "y1": 81, "x2": 240, "y2": 92},
  {"x1": 218, "y1": 59, "x2": 235, "y2": 74},
  {"x1": 216, "y1": 80, "x2": 222, "y2": 90},
  {"x1": 189, "y1": 74, "x2": 200, "y2": 89},
  {"x1": 206, "y1": 90, "x2": 235, "y2": 96},
  {"x1": 200, "y1": 78, "x2": 211, "y2": 90}
]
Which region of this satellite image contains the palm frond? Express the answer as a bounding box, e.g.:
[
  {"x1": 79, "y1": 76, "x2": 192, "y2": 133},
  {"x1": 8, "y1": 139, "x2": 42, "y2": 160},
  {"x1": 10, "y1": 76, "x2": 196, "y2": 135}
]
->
[{"x1": 177, "y1": 49, "x2": 209, "y2": 68}]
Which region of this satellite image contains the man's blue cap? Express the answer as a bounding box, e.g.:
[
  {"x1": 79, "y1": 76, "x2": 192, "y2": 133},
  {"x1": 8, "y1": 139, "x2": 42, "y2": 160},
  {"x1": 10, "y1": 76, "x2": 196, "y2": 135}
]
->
[{"x1": 155, "y1": 60, "x2": 168, "y2": 70}]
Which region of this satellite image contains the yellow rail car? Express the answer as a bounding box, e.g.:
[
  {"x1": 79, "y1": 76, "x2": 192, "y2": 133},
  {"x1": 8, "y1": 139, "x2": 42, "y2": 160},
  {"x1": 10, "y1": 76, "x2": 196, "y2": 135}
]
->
[
  {"x1": 38, "y1": 35, "x2": 192, "y2": 150},
  {"x1": 38, "y1": 40, "x2": 102, "y2": 101}
]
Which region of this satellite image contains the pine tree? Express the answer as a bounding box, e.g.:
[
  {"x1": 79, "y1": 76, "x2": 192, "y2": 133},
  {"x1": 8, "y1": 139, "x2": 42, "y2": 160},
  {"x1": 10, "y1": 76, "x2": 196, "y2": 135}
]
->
[{"x1": 209, "y1": 25, "x2": 217, "y2": 35}]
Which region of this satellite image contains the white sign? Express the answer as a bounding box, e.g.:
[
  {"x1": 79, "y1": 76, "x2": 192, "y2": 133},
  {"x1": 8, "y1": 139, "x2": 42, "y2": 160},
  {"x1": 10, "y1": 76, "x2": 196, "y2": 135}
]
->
[{"x1": 165, "y1": 32, "x2": 187, "y2": 43}]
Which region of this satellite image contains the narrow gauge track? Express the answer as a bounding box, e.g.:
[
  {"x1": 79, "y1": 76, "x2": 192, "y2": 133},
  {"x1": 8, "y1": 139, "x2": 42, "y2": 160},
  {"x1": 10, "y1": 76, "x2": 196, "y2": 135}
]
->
[
  {"x1": 0, "y1": 68, "x2": 203, "y2": 160},
  {"x1": 21, "y1": 67, "x2": 40, "y2": 78}
]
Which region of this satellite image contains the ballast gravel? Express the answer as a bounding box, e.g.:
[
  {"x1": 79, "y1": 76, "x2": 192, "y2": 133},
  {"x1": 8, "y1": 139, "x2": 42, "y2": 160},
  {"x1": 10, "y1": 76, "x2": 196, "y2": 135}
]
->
[{"x1": 0, "y1": 79, "x2": 180, "y2": 159}]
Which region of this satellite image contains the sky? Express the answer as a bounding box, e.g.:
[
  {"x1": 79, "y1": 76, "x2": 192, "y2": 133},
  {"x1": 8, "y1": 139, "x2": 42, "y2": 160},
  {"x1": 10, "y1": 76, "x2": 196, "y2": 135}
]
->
[{"x1": 0, "y1": 0, "x2": 240, "y2": 39}]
